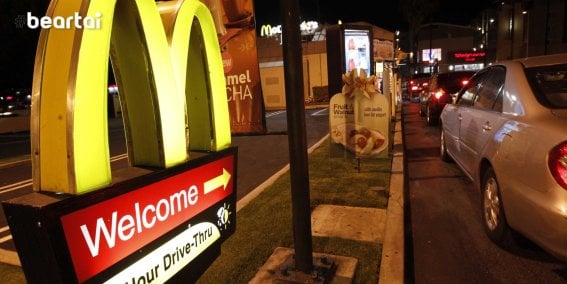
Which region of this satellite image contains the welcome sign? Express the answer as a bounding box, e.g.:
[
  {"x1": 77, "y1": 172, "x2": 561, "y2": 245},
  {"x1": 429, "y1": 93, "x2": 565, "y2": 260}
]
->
[
  {"x1": 4, "y1": 149, "x2": 236, "y2": 283},
  {"x1": 61, "y1": 154, "x2": 235, "y2": 283}
]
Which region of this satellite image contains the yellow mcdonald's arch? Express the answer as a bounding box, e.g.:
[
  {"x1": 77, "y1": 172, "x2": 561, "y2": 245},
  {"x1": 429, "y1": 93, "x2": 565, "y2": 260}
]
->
[
  {"x1": 260, "y1": 24, "x2": 272, "y2": 37},
  {"x1": 31, "y1": 0, "x2": 231, "y2": 194}
]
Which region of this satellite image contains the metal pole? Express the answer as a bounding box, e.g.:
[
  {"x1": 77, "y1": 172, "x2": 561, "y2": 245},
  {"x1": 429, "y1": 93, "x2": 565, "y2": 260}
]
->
[{"x1": 279, "y1": 0, "x2": 314, "y2": 273}]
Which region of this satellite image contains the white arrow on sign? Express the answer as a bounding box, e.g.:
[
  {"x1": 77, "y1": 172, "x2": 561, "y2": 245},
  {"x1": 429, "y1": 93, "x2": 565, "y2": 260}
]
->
[{"x1": 204, "y1": 168, "x2": 231, "y2": 195}]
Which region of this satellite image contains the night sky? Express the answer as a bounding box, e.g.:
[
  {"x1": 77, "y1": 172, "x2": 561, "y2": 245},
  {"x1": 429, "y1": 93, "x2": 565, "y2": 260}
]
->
[
  {"x1": 0, "y1": 0, "x2": 494, "y2": 90},
  {"x1": 253, "y1": 0, "x2": 494, "y2": 32}
]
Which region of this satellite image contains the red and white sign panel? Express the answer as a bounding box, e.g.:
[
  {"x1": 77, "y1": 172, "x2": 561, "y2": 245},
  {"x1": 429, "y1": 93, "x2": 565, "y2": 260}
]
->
[
  {"x1": 451, "y1": 51, "x2": 486, "y2": 63},
  {"x1": 60, "y1": 155, "x2": 234, "y2": 283}
]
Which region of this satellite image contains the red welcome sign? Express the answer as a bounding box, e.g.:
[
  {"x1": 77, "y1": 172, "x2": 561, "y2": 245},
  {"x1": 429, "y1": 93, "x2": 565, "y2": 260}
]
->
[{"x1": 60, "y1": 155, "x2": 234, "y2": 283}]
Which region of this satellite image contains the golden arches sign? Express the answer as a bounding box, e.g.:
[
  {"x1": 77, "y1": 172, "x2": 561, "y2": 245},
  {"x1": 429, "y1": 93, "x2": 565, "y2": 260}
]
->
[{"x1": 31, "y1": 0, "x2": 231, "y2": 195}]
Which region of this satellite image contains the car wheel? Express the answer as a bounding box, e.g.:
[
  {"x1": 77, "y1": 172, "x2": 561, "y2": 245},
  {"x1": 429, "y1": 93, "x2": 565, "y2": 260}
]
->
[
  {"x1": 439, "y1": 129, "x2": 452, "y2": 162},
  {"x1": 481, "y1": 167, "x2": 514, "y2": 248}
]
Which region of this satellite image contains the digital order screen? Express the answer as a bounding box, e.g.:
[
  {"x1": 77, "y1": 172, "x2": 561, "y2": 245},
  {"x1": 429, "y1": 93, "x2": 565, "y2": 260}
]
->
[{"x1": 344, "y1": 29, "x2": 371, "y2": 76}]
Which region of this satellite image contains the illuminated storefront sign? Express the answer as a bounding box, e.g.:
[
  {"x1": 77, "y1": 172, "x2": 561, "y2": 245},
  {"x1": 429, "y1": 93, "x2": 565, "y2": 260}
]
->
[
  {"x1": 3, "y1": 148, "x2": 236, "y2": 283},
  {"x1": 61, "y1": 154, "x2": 234, "y2": 282},
  {"x1": 450, "y1": 51, "x2": 486, "y2": 63},
  {"x1": 31, "y1": 0, "x2": 231, "y2": 194},
  {"x1": 260, "y1": 24, "x2": 281, "y2": 37},
  {"x1": 260, "y1": 20, "x2": 319, "y2": 37},
  {"x1": 421, "y1": 48, "x2": 442, "y2": 62},
  {"x1": 2, "y1": 0, "x2": 237, "y2": 283},
  {"x1": 104, "y1": 222, "x2": 221, "y2": 283}
]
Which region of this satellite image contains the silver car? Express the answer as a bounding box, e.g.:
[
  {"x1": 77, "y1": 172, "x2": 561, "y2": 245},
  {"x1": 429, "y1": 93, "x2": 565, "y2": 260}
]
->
[{"x1": 439, "y1": 53, "x2": 567, "y2": 261}]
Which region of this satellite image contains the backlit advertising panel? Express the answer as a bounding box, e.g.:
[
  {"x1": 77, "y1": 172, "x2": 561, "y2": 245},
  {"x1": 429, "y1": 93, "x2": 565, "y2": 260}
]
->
[
  {"x1": 3, "y1": 149, "x2": 237, "y2": 283},
  {"x1": 202, "y1": 0, "x2": 267, "y2": 134},
  {"x1": 344, "y1": 29, "x2": 371, "y2": 76},
  {"x1": 61, "y1": 151, "x2": 236, "y2": 282},
  {"x1": 421, "y1": 48, "x2": 442, "y2": 62},
  {"x1": 2, "y1": 0, "x2": 238, "y2": 283},
  {"x1": 450, "y1": 50, "x2": 486, "y2": 63}
]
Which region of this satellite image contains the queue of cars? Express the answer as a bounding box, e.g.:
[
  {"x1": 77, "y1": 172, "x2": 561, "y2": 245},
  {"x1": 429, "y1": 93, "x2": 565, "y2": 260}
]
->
[
  {"x1": 439, "y1": 53, "x2": 567, "y2": 261},
  {"x1": 419, "y1": 70, "x2": 475, "y2": 126},
  {"x1": 408, "y1": 73, "x2": 430, "y2": 102}
]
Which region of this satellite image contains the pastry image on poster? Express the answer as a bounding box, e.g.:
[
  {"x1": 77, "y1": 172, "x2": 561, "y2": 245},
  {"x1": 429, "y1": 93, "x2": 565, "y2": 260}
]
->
[
  {"x1": 331, "y1": 123, "x2": 387, "y2": 156},
  {"x1": 329, "y1": 69, "x2": 390, "y2": 158}
]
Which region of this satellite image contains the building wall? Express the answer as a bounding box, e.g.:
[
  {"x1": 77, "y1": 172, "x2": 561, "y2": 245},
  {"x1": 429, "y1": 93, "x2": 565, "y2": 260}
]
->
[
  {"x1": 411, "y1": 1, "x2": 566, "y2": 73},
  {"x1": 416, "y1": 36, "x2": 475, "y2": 73},
  {"x1": 257, "y1": 37, "x2": 330, "y2": 109},
  {"x1": 256, "y1": 24, "x2": 394, "y2": 110},
  {"x1": 259, "y1": 53, "x2": 329, "y2": 110},
  {"x1": 494, "y1": 0, "x2": 566, "y2": 60},
  {"x1": 414, "y1": 24, "x2": 480, "y2": 74}
]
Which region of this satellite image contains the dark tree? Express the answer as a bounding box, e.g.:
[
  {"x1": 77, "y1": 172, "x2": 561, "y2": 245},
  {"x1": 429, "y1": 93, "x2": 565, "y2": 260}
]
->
[{"x1": 399, "y1": 0, "x2": 440, "y2": 66}]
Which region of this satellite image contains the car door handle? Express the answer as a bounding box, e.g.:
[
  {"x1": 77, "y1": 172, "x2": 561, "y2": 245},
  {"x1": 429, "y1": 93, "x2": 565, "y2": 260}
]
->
[{"x1": 482, "y1": 122, "x2": 492, "y2": 131}]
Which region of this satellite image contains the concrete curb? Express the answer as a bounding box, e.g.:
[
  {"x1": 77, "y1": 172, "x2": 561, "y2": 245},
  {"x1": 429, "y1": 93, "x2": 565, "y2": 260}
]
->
[{"x1": 378, "y1": 110, "x2": 405, "y2": 283}]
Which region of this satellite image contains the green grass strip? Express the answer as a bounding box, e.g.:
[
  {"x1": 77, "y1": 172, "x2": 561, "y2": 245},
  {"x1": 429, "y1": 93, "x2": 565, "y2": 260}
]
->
[{"x1": 198, "y1": 138, "x2": 391, "y2": 283}]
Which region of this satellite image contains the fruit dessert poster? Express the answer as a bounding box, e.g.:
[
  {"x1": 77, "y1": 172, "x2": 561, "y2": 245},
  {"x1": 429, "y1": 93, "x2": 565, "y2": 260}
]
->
[{"x1": 329, "y1": 69, "x2": 390, "y2": 158}]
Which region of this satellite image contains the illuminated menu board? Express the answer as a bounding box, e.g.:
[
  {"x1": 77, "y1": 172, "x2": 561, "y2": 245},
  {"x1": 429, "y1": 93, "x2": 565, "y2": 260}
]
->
[{"x1": 344, "y1": 29, "x2": 371, "y2": 76}]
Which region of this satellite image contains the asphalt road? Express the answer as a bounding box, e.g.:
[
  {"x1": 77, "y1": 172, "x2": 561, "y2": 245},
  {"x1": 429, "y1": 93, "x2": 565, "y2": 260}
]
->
[{"x1": 403, "y1": 101, "x2": 567, "y2": 283}]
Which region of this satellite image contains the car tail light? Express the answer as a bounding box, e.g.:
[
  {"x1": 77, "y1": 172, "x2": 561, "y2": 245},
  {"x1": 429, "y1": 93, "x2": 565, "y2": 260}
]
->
[
  {"x1": 549, "y1": 141, "x2": 567, "y2": 189},
  {"x1": 6, "y1": 96, "x2": 13, "y2": 100},
  {"x1": 461, "y1": 79, "x2": 470, "y2": 86},
  {"x1": 434, "y1": 90, "x2": 444, "y2": 100},
  {"x1": 411, "y1": 86, "x2": 418, "y2": 91},
  {"x1": 422, "y1": 82, "x2": 429, "y2": 87}
]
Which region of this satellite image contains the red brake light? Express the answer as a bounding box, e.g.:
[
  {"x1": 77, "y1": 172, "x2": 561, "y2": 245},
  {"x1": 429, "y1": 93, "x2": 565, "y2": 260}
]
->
[
  {"x1": 434, "y1": 90, "x2": 444, "y2": 100},
  {"x1": 549, "y1": 141, "x2": 567, "y2": 189},
  {"x1": 422, "y1": 82, "x2": 429, "y2": 87},
  {"x1": 6, "y1": 96, "x2": 13, "y2": 100},
  {"x1": 461, "y1": 79, "x2": 470, "y2": 86}
]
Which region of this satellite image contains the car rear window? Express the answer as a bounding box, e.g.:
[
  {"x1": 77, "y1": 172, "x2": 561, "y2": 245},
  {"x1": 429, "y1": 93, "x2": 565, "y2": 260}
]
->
[
  {"x1": 437, "y1": 72, "x2": 475, "y2": 94},
  {"x1": 526, "y1": 64, "x2": 567, "y2": 108}
]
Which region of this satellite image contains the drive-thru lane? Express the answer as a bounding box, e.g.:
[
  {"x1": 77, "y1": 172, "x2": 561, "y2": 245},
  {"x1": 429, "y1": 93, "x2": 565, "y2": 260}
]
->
[{"x1": 403, "y1": 101, "x2": 566, "y2": 283}]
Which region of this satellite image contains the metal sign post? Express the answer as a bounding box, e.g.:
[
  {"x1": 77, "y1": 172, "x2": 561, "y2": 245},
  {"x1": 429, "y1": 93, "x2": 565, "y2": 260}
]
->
[{"x1": 279, "y1": 0, "x2": 314, "y2": 274}]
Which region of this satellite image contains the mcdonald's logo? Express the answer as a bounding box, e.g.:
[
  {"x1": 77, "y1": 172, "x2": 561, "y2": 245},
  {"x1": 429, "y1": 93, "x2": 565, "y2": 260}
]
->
[
  {"x1": 260, "y1": 24, "x2": 282, "y2": 37},
  {"x1": 31, "y1": 0, "x2": 231, "y2": 194},
  {"x1": 260, "y1": 24, "x2": 272, "y2": 37}
]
